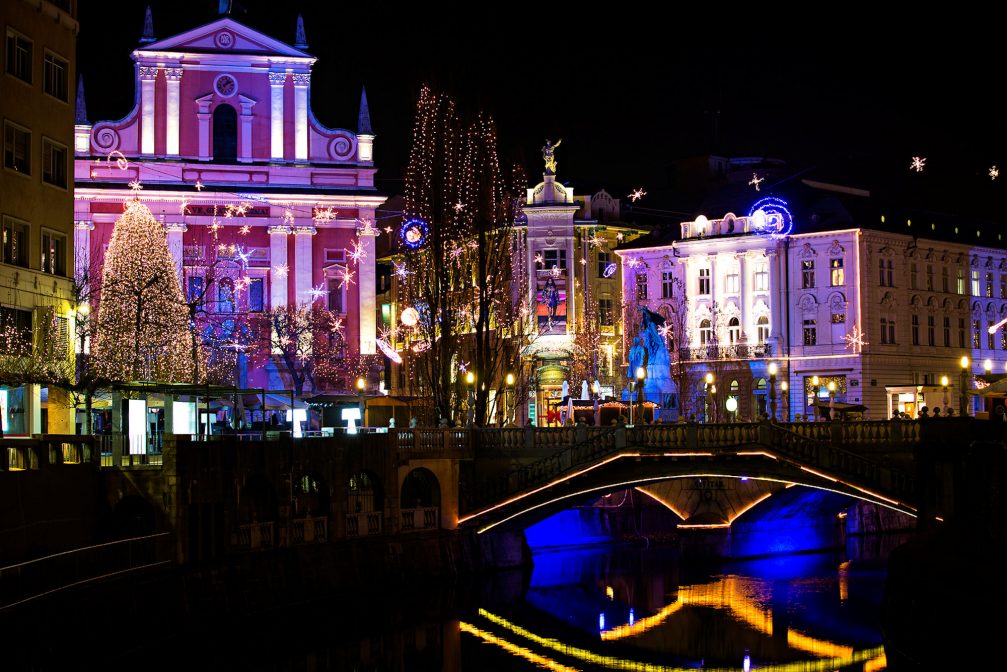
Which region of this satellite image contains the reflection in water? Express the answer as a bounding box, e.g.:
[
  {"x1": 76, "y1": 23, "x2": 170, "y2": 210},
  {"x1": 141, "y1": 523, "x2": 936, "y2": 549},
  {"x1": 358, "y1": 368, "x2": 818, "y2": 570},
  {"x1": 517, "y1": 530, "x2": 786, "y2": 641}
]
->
[{"x1": 462, "y1": 541, "x2": 896, "y2": 671}]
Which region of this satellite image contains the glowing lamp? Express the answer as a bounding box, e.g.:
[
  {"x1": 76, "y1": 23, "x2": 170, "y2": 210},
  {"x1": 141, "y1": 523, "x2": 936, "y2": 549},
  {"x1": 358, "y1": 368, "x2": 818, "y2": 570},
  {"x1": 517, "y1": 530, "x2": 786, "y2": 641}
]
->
[
  {"x1": 960, "y1": 356, "x2": 970, "y2": 369},
  {"x1": 694, "y1": 215, "x2": 709, "y2": 233},
  {"x1": 768, "y1": 362, "x2": 778, "y2": 376},
  {"x1": 828, "y1": 381, "x2": 836, "y2": 392},
  {"x1": 635, "y1": 366, "x2": 646, "y2": 381},
  {"x1": 356, "y1": 377, "x2": 365, "y2": 391},
  {"x1": 984, "y1": 358, "x2": 993, "y2": 373},
  {"x1": 941, "y1": 375, "x2": 949, "y2": 387},
  {"x1": 592, "y1": 380, "x2": 601, "y2": 395},
  {"x1": 705, "y1": 372, "x2": 714, "y2": 385},
  {"x1": 812, "y1": 375, "x2": 820, "y2": 386},
  {"x1": 506, "y1": 372, "x2": 515, "y2": 386},
  {"x1": 780, "y1": 381, "x2": 788, "y2": 392},
  {"x1": 76, "y1": 303, "x2": 90, "y2": 316},
  {"x1": 725, "y1": 397, "x2": 738, "y2": 413},
  {"x1": 466, "y1": 371, "x2": 475, "y2": 385},
  {"x1": 400, "y1": 306, "x2": 419, "y2": 327}
]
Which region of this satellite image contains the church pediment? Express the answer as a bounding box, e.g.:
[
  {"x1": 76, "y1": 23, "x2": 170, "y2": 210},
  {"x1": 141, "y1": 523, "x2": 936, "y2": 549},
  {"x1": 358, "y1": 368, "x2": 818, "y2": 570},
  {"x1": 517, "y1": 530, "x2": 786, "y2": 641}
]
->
[{"x1": 136, "y1": 18, "x2": 312, "y2": 60}]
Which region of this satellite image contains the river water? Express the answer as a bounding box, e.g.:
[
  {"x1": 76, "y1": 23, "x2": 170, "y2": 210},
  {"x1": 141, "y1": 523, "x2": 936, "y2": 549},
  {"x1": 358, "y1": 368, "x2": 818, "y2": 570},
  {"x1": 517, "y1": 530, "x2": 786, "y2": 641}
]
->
[{"x1": 195, "y1": 534, "x2": 900, "y2": 671}]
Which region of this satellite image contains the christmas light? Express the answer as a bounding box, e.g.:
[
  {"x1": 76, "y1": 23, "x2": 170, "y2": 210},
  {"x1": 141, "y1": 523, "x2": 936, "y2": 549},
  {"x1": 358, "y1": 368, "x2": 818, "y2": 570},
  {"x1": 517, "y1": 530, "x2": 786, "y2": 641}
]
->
[
  {"x1": 628, "y1": 187, "x2": 647, "y2": 202},
  {"x1": 748, "y1": 196, "x2": 793, "y2": 238},
  {"x1": 534, "y1": 253, "x2": 544, "y2": 266},
  {"x1": 313, "y1": 206, "x2": 337, "y2": 224},
  {"x1": 273, "y1": 263, "x2": 289, "y2": 278},
  {"x1": 347, "y1": 239, "x2": 367, "y2": 265},
  {"x1": 991, "y1": 165, "x2": 1000, "y2": 180},
  {"x1": 393, "y1": 261, "x2": 411, "y2": 280},
  {"x1": 400, "y1": 217, "x2": 429, "y2": 249},
  {"x1": 239, "y1": 224, "x2": 251, "y2": 235},
  {"x1": 307, "y1": 284, "x2": 328, "y2": 302},
  {"x1": 616, "y1": 232, "x2": 624, "y2": 241},
  {"x1": 338, "y1": 267, "x2": 356, "y2": 288},
  {"x1": 586, "y1": 233, "x2": 606, "y2": 248},
  {"x1": 748, "y1": 173, "x2": 764, "y2": 191},
  {"x1": 128, "y1": 179, "x2": 143, "y2": 192},
  {"x1": 376, "y1": 338, "x2": 402, "y2": 363},
  {"x1": 910, "y1": 156, "x2": 926, "y2": 172},
  {"x1": 283, "y1": 209, "x2": 295, "y2": 225},
  {"x1": 603, "y1": 262, "x2": 618, "y2": 278},
  {"x1": 400, "y1": 306, "x2": 420, "y2": 327},
  {"x1": 842, "y1": 323, "x2": 868, "y2": 353},
  {"x1": 356, "y1": 216, "x2": 378, "y2": 236},
  {"x1": 453, "y1": 201, "x2": 466, "y2": 213},
  {"x1": 194, "y1": 180, "x2": 205, "y2": 191}
]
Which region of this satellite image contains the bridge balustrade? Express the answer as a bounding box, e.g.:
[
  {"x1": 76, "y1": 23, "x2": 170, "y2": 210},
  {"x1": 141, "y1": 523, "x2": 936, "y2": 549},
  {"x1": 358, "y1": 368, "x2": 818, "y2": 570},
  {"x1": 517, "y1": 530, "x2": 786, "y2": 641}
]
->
[
  {"x1": 345, "y1": 512, "x2": 383, "y2": 537},
  {"x1": 401, "y1": 507, "x2": 439, "y2": 531},
  {"x1": 290, "y1": 516, "x2": 328, "y2": 544}
]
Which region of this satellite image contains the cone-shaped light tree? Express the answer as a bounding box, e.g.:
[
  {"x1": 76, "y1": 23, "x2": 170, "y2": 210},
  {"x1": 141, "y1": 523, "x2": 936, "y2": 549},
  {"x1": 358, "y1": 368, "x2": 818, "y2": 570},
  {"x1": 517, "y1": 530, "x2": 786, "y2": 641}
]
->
[{"x1": 92, "y1": 199, "x2": 198, "y2": 383}]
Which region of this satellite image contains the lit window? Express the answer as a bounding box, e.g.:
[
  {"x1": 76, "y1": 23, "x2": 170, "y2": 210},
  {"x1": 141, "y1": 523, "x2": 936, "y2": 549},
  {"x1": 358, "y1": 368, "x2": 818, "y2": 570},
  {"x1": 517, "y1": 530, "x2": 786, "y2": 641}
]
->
[
  {"x1": 972, "y1": 270, "x2": 980, "y2": 296},
  {"x1": 727, "y1": 317, "x2": 741, "y2": 344},
  {"x1": 802, "y1": 260, "x2": 815, "y2": 289},
  {"x1": 831, "y1": 312, "x2": 845, "y2": 324},
  {"x1": 636, "y1": 272, "x2": 648, "y2": 300},
  {"x1": 831, "y1": 258, "x2": 844, "y2": 286},
  {"x1": 1, "y1": 216, "x2": 29, "y2": 268},
  {"x1": 699, "y1": 318, "x2": 712, "y2": 345},
  {"x1": 973, "y1": 319, "x2": 982, "y2": 349},
  {"x1": 757, "y1": 315, "x2": 770, "y2": 344},
  {"x1": 661, "y1": 271, "x2": 674, "y2": 299},
  {"x1": 803, "y1": 319, "x2": 817, "y2": 346},
  {"x1": 698, "y1": 268, "x2": 711, "y2": 295},
  {"x1": 41, "y1": 229, "x2": 66, "y2": 276}
]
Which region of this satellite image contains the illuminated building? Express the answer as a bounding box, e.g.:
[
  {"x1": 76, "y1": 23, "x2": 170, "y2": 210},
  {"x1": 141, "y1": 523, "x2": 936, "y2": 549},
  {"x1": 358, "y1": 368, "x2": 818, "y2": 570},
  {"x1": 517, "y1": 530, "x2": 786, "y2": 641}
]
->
[
  {"x1": 72, "y1": 9, "x2": 383, "y2": 393},
  {"x1": 617, "y1": 181, "x2": 1007, "y2": 420},
  {"x1": 1, "y1": 0, "x2": 78, "y2": 435}
]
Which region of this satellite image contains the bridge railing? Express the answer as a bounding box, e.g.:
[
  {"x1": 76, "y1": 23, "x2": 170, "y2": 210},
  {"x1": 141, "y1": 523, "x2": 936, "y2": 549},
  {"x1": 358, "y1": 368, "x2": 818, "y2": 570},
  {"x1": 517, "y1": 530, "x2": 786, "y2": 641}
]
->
[
  {"x1": 0, "y1": 532, "x2": 173, "y2": 611},
  {"x1": 1, "y1": 435, "x2": 97, "y2": 472}
]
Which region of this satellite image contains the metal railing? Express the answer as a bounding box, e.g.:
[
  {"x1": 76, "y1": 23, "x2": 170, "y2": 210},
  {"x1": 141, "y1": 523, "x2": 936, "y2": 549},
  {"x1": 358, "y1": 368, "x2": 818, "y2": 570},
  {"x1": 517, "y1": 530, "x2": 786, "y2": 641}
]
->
[
  {"x1": 0, "y1": 532, "x2": 172, "y2": 611},
  {"x1": 680, "y1": 342, "x2": 773, "y2": 361},
  {"x1": 400, "y1": 507, "x2": 439, "y2": 532},
  {"x1": 235, "y1": 522, "x2": 274, "y2": 550}
]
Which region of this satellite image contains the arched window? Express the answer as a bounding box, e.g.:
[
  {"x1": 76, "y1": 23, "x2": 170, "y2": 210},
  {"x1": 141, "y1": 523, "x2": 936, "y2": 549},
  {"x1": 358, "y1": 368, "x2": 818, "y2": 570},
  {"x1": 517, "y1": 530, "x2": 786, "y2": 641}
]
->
[
  {"x1": 757, "y1": 315, "x2": 770, "y2": 344},
  {"x1": 752, "y1": 377, "x2": 768, "y2": 417},
  {"x1": 218, "y1": 277, "x2": 235, "y2": 312},
  {"x1": 728, "y1": 317, "x2": 741, "y2": 344},
  {"x1": 212, "y1": 104, "x2": 238, "y2": 161},
  {"x1": 699, "y1": 319, "x2": 712, "y2": 346},
  {"x1": 348, "y1": 472, "x2": 383, "y2": 514}
]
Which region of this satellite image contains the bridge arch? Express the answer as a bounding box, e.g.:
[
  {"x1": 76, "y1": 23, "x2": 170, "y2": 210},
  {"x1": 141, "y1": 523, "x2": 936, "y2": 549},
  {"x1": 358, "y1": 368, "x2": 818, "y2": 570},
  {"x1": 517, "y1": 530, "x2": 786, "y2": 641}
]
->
[{"x1": 401, "y1": 467, "x2": 441, "y2": 510}]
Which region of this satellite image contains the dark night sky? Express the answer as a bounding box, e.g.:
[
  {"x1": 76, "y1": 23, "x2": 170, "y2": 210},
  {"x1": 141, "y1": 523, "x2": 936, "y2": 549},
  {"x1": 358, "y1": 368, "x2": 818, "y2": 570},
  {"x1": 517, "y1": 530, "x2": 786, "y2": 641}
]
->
[{"x1": 78, "y1": 3, "x2": 1007, "y2": 223}]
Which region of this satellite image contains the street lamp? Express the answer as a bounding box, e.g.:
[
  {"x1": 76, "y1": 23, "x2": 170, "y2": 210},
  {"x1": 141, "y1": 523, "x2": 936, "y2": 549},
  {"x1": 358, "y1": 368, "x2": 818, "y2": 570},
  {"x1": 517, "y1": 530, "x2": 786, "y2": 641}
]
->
[
  {"x1": 629, "y1": 366, "x2": 646, "y2": 427},
  {"x1": 827, "y1": 380, "x2": 836, "y2": 419},
  {"x1": 811, "y1": 375, "x2": 820, "y2": 421},
  {"x1": 941, "y1": 374, "x2": 949, "y2": 413},
  {"x1": 710, "y1": 384, "x2": 717, "y2": 423},
  {"x1": 960, "y1": 356, "x2": 970, "y2": 416},
  {"x1": 356, "y1": 377, "x2": 366, "y2": 427},
  {"x1": 768, "y1": 362, "x2": 778, "y2": 421},
  {"x1": 984, "y1": 358, "x2": 993, "y2": 374},
  {"x1": 780, "y1": 381, "x2": 789, "y2": 421},
  {"x1": 705, "y1": 372, "x2": 715, "y2": 423},
  {"x1": 505, "y1": 373, "x2": 515, "y2": 426},
  {"x1": 466, "y1": 371, "x2": 476, "y2": 426}
]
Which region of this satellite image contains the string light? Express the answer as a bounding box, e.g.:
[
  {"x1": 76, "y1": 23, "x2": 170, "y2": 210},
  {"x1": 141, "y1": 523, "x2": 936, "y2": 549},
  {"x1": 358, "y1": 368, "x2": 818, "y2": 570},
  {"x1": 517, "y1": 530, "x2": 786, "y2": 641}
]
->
[
  {"x1": 748, "y1": 173, "x2": 764, "y2": 191},
  {"x1": 628, "y1": 187, "x2": 647, "y2": 202},
  {"x1": 273, "y1": 263, "x2": 289, "y2": 278},
  {"x1": 910, "y1": 156, "x2": 926, "y2": 172},
  {"x1": 990, "y1": 165, "x2": 999, "y2": 180}
]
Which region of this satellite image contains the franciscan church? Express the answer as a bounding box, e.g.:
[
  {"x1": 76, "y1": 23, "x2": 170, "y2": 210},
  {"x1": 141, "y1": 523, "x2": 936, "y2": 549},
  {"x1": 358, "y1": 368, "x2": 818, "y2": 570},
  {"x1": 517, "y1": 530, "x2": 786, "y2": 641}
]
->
[{"x1": 73, "y1": 7, "x2": 384, "y2": 393}]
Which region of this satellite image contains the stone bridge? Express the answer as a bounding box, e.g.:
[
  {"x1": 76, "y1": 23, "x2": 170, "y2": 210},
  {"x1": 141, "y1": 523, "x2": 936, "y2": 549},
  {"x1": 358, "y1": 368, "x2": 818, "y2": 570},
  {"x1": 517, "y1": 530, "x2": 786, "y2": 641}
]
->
[{"x1": 458, "y1": 420, "x2": 931, "y2": 533}]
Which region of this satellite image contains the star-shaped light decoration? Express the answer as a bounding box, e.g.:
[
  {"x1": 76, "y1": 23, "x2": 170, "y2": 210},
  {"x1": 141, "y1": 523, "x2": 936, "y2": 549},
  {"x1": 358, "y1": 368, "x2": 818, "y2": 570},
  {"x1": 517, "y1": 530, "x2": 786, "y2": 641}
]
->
[
  {"x1": 457, "y1": 360, "x2": 469, "y2": 374},
  {"x1": 626, "y1": 257, "x2": 640, "y2": 268},
  {"x1": 657, "y1": 324, "x2": 673, "y2": 340},
  {"x1": 550, "y1": 265, "x2": 562, "y2": 278},
  {"x1": 616, "y1": 232, "x2": 625, "y2": 241},
  {"x1": 910, "y1": 156, "x2": 927, "y2": 173},
  {"x1": 330, "y1": 316, "x2": 344, "y2": 333},
  {"x1": 283, "y1": 209, "x2": 296, "y2": 225},
  {"x1": 383, "y1": 226, "x2": 393, "y2": 234},
  {"x1": 338, "y1": 267, "x2": 355, "y2": 288},
  {"x1": 128, "y1": 179, "x2": 143, "y2": 192},
  {"x1": 273, "y1": 263, "x2": 289, "y2": 279},
  {"x1": 236, "y1": 247, "x2": 251, "y2": 265},
  {"x1": 580, "y1": 257, "x2": 587, "y2": 265},
  {"x1": 842, "y1": 323, "x2": 869, "y2": 353},
  {"x1": 449, "y1": 246, "x2": 464, "y2": 261},
  {"x1": 239, "y1": 224, "x2": 251, "y2": 235},
  {"x1": 411, "y1": 340, "x2": 431, "y2": 353},
  {"x1": 357, "y1": 217, "x2": 378, "y2": 236},
  {"x1": 586, "y1": 232, "x2": 606, "y2": 248},
  {"x1": 393, "y1": 261, "x2": 411, "y2": 280},
  {"x1": 534, "y1": 253, "x2": 544, "y2": 266},
  {"x1": 313, "y1": 206, "x2": 337, "y2": 224},
  {"x1": 209, "y1": 221, "x2": 222, "y2": 234},
  {"x1": 991, "y1": 165, "x2": 1000, "y2": 181},
  {"x1": 453, "y1": 201, "x2": 466, "y2": 213},
  {"x1": 194, "y1": 180, "x2": 205, "y2": 191},
  {"x1": 307, "y1": 284, "x2": 328, "y2": 302},
  {"x1": 629, "y1": 187, "x2": 647, "y2": 202},
  {"x1": 748, "y1": 173, "x2": 764, "y2": 191},
  {"x1": 347, "y1": 239, "x2": 367, "y2": 265}
]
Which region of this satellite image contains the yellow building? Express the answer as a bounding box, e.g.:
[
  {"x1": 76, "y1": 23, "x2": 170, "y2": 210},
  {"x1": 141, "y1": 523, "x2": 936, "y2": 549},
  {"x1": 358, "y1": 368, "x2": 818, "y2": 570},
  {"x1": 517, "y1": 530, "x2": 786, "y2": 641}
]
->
[{"x1": 1, "y1": 0, "x2": 77, "y2": 435}]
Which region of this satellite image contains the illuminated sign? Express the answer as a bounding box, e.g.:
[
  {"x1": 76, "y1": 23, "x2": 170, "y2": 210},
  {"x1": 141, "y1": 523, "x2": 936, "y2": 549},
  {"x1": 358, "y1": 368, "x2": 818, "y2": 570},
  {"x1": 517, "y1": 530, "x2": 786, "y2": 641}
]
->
[{"x1": 747, "y1": 196, "x2": 793, "y2": 238}]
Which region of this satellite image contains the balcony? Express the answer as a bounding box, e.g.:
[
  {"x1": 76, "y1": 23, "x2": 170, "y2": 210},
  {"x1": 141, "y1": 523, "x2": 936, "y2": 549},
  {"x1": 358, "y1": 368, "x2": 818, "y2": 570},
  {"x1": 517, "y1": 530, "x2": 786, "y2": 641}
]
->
[{"x1": 679, "y1": 342, "x2": 773, "y2": 361}]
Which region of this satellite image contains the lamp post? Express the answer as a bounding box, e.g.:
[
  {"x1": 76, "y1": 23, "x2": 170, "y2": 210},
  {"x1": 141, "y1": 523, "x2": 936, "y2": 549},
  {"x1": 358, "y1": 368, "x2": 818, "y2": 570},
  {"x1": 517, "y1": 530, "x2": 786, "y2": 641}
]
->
[
  {"x1": 629, "y1": 366, "x2": 646, "y2": 427},
  {"x1": 768, "y1": 362, "x2": 778, "y2": 421},
  {"x1": 941, "y1": 375, "x2": 949, "y2": 414},
  {"x1": 960, "y1": 356, "x2": 970, "y2": 416},
  {"x1": 811, "y1": 375, "x2": 820, "y2": 421},
  {"x1": 356, "y1": 377, "x2": 366, "y2": 427},
  {"x1": 466, "y1": 371, "x2": 476, "y2": 426},
  {"x1": 505, "y1": 373, "x2": 515, "y2": 426},
  {"x1": 780, "y1": 381, "x2": 789, "y2": 421},
  {"x1": 710, "y1": 384, "x2": 717, "y2": 423},
  {"x1": 705, "y1": 372, "x2": 715, "y2": 424},
  {"x1": 592, "y1": 379, "x2": 601, "y2": 426},
  {"x1": 827, "y1": 380, "x2": 836, "y2": 420}
]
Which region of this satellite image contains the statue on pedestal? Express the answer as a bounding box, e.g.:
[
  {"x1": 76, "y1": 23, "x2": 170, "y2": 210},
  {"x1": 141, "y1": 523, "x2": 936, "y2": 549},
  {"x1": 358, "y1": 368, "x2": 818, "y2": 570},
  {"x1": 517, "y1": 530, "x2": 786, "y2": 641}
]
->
[{"x1": 542, "y1": 139, "x2": 562, "y2": 175}]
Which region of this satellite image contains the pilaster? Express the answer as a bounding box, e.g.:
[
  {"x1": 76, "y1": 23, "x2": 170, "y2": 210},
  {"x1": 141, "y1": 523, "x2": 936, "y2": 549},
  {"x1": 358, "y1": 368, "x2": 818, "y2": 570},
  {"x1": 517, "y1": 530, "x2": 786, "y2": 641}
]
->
[
  {"x1": 164, "y1": 67, "x2": 183, "y2": 156},
  {"x1": 139, "y1": 65, "x2": 158, "y2": 155},
  {"x1": 292, "y1": 73, "x2": 310, "y2": 162},
  {"x1": 268, "y1": 225, "x2": 290, "y2": 309},
  {"x1": 268, "y1": 72, "x2": 286, "y2": 161}
]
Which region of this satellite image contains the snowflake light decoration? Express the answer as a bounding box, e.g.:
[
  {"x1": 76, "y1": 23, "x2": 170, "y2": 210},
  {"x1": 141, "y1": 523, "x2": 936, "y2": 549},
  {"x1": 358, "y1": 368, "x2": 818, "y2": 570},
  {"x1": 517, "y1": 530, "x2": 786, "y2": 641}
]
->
[
  {"x1": 179, "y1": 198, "x2": 190, "y2": 215},
  {"x1": 411, "y1": 340, "x2": 431, "y2": 354},
  {"x1": 534, "y1": 253, "x2": 544, "y2": 266},
  {"x1": 842, "y1": 323, "x2": 868, "y2": 353},
  {"x1": 283, "y1": 209, "x2": 296, "y2": 225},
  {"x1": 550, "y1": 265, "x2": 562, "y2": 278},
  {"x1": 194, "y1": 180, "x2": 205, "y2": 191},
  {"x1": 307, "y1": 284, "x2": 328, "y2": 302},
  {"x1": 586, "y1": 232, "x2": 606, "y2": 248},
  {"x1": 626, "y1": 257, "x2": 640, "y2": 269},
  {"x1": 393, "y1": 261, "x2": 411, "y2": 280},
  {"x1": 453, "y1": 201, "x2": 466, "y2": 213},
  {"x1": 128, "y1": 179, "x2": 143, "y2": 192},
  {"x1": 313, "y1": 206, "x2": 337, "y2": 224},
  {"x1": 748, "y1": 173, "x2": 764, "y2": 191},
  {"x1": 273, "y1": 263, "x2": 289, "y2": 279},
  {"x1": 457, "y1": 360, "x2": 470, "y2": 374},
  {"x1": 629, "y1": 187, "x2": 647, "y2": 202},
  {"x1": 338, "y1": 267, "x2": 356, "y2": 288},
  {"x1": 239, "y1": 224, "x2": 251, "y2": 235},
  {"x1": 580, "y1": 257, "x2": 587, "y2": 266},
  {"x1": 347, "y1": 239, "x2": 367, "y2": 265},
  {"x1": 657, "y1": 324, "x2": 673, "y2": 339},
  {"x1": 616, "y1": 232, "x2": 625, "y2": 241},
  {"x1": 910, "y1": 156, "x2": 926, "y2": 173},
  {"x1": 991, "y1": 165, "x2": 1000, "y2": 181},
  {"x1": 356, "y1": 216, "x2": 378, "y2": 236}
]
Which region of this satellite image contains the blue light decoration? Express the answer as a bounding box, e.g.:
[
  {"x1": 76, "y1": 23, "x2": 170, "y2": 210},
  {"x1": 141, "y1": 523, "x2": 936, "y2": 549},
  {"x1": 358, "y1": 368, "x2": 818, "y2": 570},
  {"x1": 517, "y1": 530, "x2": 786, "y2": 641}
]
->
[
  {"x1": 399, "y1": 217, "x2": 429, "y2": 250},
  {"x1": 603, "y1": 262, "x2": 618, "y2": 278},
  {"x1": 748, "y1": 196, "x2": 793, "y2": 238}
]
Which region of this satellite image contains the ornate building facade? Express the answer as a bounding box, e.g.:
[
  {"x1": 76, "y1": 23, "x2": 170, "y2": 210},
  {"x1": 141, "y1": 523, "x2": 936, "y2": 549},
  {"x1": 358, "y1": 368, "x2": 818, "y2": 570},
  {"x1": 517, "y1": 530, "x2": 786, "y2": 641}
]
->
[
  {"x1": 618, "y1": 187, "x2": 1007, "y2": 421},
  {"x1": 72, "y1": 12, "x2": 383, "y2": 393}
]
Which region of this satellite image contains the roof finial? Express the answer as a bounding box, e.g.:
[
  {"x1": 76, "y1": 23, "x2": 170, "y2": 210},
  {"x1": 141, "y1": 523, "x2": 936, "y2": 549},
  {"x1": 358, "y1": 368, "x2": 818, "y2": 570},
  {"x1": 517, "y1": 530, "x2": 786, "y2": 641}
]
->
[
  {"x1": 358, "y1": 86, "x2": 373, "y2": 135},
  {"x1": 294, "y1": 14, "x2": 308, "y2": 50},
  {"x1": 139, "y1": 5, "x2": 155, "y2": 44},
  {"x1": 75, "y1": 75, "x2": 88, "y2": 124}
]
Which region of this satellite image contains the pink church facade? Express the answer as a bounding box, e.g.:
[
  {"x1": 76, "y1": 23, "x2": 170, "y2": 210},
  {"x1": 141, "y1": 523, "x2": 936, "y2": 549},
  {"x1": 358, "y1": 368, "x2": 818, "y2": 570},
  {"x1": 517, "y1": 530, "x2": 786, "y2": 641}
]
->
[{"x1": 73, "y1": 15, "x2": 382, "y2": 392}]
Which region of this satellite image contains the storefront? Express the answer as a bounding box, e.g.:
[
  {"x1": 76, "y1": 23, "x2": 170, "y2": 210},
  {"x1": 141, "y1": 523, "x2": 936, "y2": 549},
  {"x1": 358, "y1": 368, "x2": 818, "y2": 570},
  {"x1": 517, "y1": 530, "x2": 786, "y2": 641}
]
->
[{"x1": 886, "y1": 385, "x2": 951, "y2": 418}]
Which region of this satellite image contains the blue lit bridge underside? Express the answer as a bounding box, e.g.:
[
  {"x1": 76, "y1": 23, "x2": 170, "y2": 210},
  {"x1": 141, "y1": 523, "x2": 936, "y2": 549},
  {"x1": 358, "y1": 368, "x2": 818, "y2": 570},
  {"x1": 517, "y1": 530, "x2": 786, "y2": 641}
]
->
[{"x1": 461, "y1": 436, "x2": 916, "y2": 534}]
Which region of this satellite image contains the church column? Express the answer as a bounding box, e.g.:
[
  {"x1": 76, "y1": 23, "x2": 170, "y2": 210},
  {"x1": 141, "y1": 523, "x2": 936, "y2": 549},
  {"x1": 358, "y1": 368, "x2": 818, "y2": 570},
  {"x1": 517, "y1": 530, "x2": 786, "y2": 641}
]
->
[
  {"x1": 268, "y1": 72, "x2": 286, "y2": 161},
  {"x1": 164, "y1": 221, "x2": 186, "y2": 288},
  {"x1": 238, "y1": 96, "x2": 255, "y2": 162},
  {"x1": 358, "y1": 211, "x2": 377, "y2": 355},
  {"x1": 268, "y1": 225, "x2": 290, "y2": 309},
  {"x1": 293, "y1": 225, "x2": 315, "y2": 305},
  {"x1": 196, "y1": 95, "x2": 212, "y2": 160},
  {"x1": 739, "y1": 253, "x2": 752, "y2": 339},
  {"x1": 292, "y1": 73, "x2": 310, "y2": 162},
  {"x1": 769, "y1": 250, "x2": 784, "y2": 352},
  {"x1": 139, "y1": 65, "x2": 157, "y2": 155},
  {"x1": 165, "y1": 67, "x2": 183, "y2": 156}
]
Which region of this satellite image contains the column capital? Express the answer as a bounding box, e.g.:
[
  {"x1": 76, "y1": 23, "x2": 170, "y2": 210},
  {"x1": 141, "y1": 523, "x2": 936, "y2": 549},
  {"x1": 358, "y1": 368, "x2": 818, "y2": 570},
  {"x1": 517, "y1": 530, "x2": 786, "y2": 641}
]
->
[
  {"x1": 268, "y1": 71, "x2": 287, "y2": 86},
  {"x1": 164, "y1": 67, "x2": 184, "y2": 81},
  {"x1": 291, "y1": 72, "x2": 311, "y2": 87},
  {"x1": 267, "y1": 225, "x2": 292, "y2": 236},
  {"x1": 139, "y1": 65, "x2": 158, "y2": 80},
  {"x1": 74, "y1": 220, "x2": 94, "y2": 231},
  {"x1": 292, "y1": 225, "x2": 317, "y2": 236}
]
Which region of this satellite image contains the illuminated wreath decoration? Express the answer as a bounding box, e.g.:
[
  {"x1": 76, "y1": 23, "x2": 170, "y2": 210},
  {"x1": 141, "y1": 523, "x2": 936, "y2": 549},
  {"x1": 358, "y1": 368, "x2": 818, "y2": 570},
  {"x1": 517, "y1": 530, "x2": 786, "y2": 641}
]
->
[
  {"x1": 400, "y1": 217, "x2": 430, "y2": 250},
  {"x1": 748, "y1": 196, "x2": 793, "y2": 238}
]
